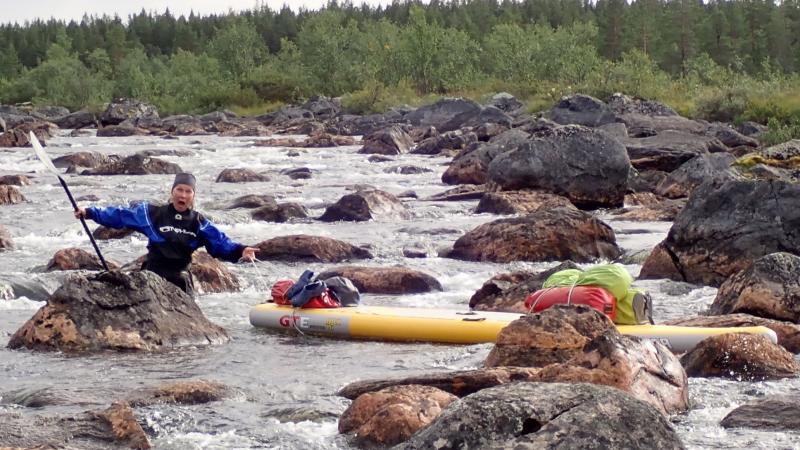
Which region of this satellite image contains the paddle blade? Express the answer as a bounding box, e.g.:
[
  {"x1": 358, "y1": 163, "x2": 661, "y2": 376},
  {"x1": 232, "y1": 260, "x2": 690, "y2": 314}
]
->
[{"x1": 29, "y1": 131, "x2": 60, "y2": 175}]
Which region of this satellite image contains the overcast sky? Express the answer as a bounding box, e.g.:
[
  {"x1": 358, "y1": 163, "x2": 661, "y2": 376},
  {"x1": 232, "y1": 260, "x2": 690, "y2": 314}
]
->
[{"x1": 0, "y1": 0, "x2": 389, "y2": 25}]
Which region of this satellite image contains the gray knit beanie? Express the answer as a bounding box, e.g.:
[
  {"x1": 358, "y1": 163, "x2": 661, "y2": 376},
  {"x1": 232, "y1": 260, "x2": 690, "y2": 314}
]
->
[{"x1": 172, "y1": 173, "x2": 196, "y2": 190}]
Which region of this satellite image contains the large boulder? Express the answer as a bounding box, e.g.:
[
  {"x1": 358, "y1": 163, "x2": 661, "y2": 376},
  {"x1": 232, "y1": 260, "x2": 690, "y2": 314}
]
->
[
  {"x1": 485, "y1": 305, "x2": 613, "y2": 367},
  {"x1": 721, "y1": 396, "x2": 800, "y2": 431},
  {"x1": 190, "y1": 251, "x2": 240, "y2": 294},
  {"x1": 607, "y1": 93, "x2": 678, "y2": 117},
  {"x1": 52, "y1": 109, "x2": 97, "y2": 129},
  {"x1": 338, "y1": 385, "x2": 457, "y2": 447},
  {"x1": 679, "y1": 333, "x2": 800, "y2": 380},
  {"x1": 215, "y1": 168, "x2": 270, "y2": 183},
  {"x1": 256, "y1": 105, "x2": 314, "y2": 127},
  {"x1": 486, "y1": 92, "x2": 524, "y2": 113},
  {"x1": 548, "y1": 94, "x2": 616, "y2": 127},
  {"x1": 319, "y1": 189, "x2": 411, "y2": 222},
  {"x1": 654, "y1": 153, "x2": 738, "y2": 199},
  {"x1": 0, "y1": 402, "x2": 150, "y2": 449},
  {"x1": 357, "y1": 126, "x2": 414, "y2": 155},
  {"x1": 96, "y1": 123, "x2": 149, "y2": 137},
  {"x1": 410, "y1": 130, "x2": 476, "y2": 156},
  {"x1": 395, "y1": 382, "x2": 685, "y2": 450},
  {"x1": 0, "y1": 174, "x2": 31, "y2": 186},
  {"x1": 100, "y1": 98, "x2": 159, "y2": 126},
  {"x1": 52, "y1": 151, "x2": 113, "y2": 169},
  {"x1": 251, "y1": 202, "x2": 308, "y2": 222},
  {"x1": 0, "y1": 185, "x2": 26, "y2": 204},
  {"x1": 708, "y1": 253, "x2": 800, "y2": 323},
  {"x1": 437, "y1": 105, "x2": 513, "y2": 132},
  {"x1": 254, "y1": 235, "x2": 372, "y2": 263},
  {"x1": 488, "y1": 125, "x2": 630, "y2": 209},
  {"x1": 665, "y1": 313, "x2": 800, "y2": 354},
  {"x1": 0, "y1": 121, "x2": 52, "y2": 147},
  {"x1": 45, "y1": 247, "x2": 120, "y2": 272},
  {"x1": 705, "y1": 122, "x2": 759, "y2": 148},
  {"x1": 621, "y1": 130, "x2": 729, "y2": 172},
  {"x1": 127, "y1": 379, "x2": 234, "y2": 407},
  {"x1": 301, "y1": 95, "x2": 341, "y2": 120},
  {"x1": 7, "y1": 270, "x2": 229, "y2": 352},
  {"x1": 639, "y1": 180, "x2": 800, "y2": 286},
  {"x1": 225, "y1": 194, "x2": 276, "y2": 209},
  {"x1": 442, "y1": 128, "x2": 530, "y2": 185},
  {"x1": 761, "y1": 139, "x2": 800, "y2": 160},
  {"x1": 615, "y1": 113, "x2": 707, "y2": 137},
  {"x1": 469, "y1": 261, "x2": 580, "y2": 312},
  {"x1": 316, "y1": 266, "x2": 442, "y2": 294},
  {"x1": 92, "y1": 225, "x2": 135, "y2": 240},
  {"x1": 405, "y1": 98, "x2": 482, "y2": 130},
  {"x1": 82, "y1": 154, "x2": 182, "y2": 175},
  {"x1": 447, "y1": 207, "x2": 620, "y2": 263},
  {"x1": 475, "y1": 190, "x2": 574, "y2": 215}
]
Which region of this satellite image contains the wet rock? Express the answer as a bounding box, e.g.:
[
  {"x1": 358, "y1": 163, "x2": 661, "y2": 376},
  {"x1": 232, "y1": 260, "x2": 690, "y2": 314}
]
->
[
  {"x1": 282, "y1": 167, "x2": 312, "y2": 179},
  {"x1": 100, "y1": 98, "x2": 159, "y2": 126},
  {"x1": 548, "y1": 94, "x2": 616, "y2": 127},
  {"x1": 338, "y1": 385, "x2": 457, "y2": 447},
  {"x1": 82, "y1": 154, "x2": 182, "y2": 175},
  {"x1": 621, "y1": 130, "x2": 729, "y2": 172},
  {"x1": 475, "y1": 190, "x2": 574, "y2": 215},
  {"x1": 488, "y1": 125, "x2": 630, "y2": 209},
  {"x1": 226, "y1": 194, "x2": 276, "y2": 209},
  {"x1": 0, "y1": 185, "x2": 25, "y2": 204},
  {"x1": 665, "y1": 314, "x2": 800, "y2": 354},
  {"x1": 383, "y1": 165, "x2": 433, "y2": 175},
  {"x1": 190, "y1": 251, "x2": 240, "y2": 294},
  {"x1": 45, "y1": 247, "x2": 120, "y2": 272},
  {"x1": 424, "y1": 184, "x2": 486, "y2": 201},
  {"x1": 442, "y1": 128, "x2": 530, "y2": 185},
  {"x1": 251, "y1": 202, "x2": 308, "y2": 222},
  {"x1": 0, "y1": 401, "x2": 151, "y2": 449},
  {"x1": 0, "y1": 273, "x2": 59, "y2": 301},
  {"x1": 447, "y1": 207, "x2": 620, "y2": 263},
  {"x1": 254, "y1": 235, "x2": 372, "y2": 263},
  {"x1": 127, "y1": 379, "x2": 233, "y2": 407},
  {"x1": 0, "y1": 174, "x2": 31, "y2": 186},
  {"x1": 654, "y1": 153, "x2": 738, "y2": 199},
  {"x1": 469, "y1": 261, "x2": 580, "y2": 312},
  {"x1": 357, "y1": 125, "x2": 413, "y2": 155},
  {"x1": 316, "y1": 266, "x2": 442, "y2": 294},
  {"x1": 96, "y1": 123, "x2": 149, "y2": 137},
  {"x1": 0, "y1": 224, "x2": 12, "y2": 250},
  {"x1": 709, "y1": 253, "x2": 800, "y2": 323},
  {"x1": 639, "y1": 180, "x2": 800, "y2": 286},
  {"x1": 52, "y1": 151, "x2": 112, "y2": 169},
  {"x1": 215, "y1": 168, "x2": 269, "y2": 183},
  {"x1": 679, "y1": 333, "x2": 800, "y2": 380},
  {"x1": 319, "y1": 189, "x2": 411, "y2": 222},
  {"x1": 0, "y1": 121, "x2": 52, "y2": 147},
  {"x1": 397, "y1": 190, "x2": 417, "y2": 199},
  {"x1": 367, "y1": 154, "x2": 394, "y2": 163},
  {"x1": 395, "y1": 382, "x2": 685, "y2": 450},
  {"x1": 402, "y1": 248, "x2": 427, "y2": 258},
  {"x1": 721, "y1": 396, "x2": 800, "y2": 431},
  {"x1": 93, "y1": 225, "x2": 135, "y2": 240},
  {"x1": 485, "y1": 305, "x2": 614, "y2": 367},
  {"x1": 7, "y1": 270, "x2": 230, "y2": 352}
]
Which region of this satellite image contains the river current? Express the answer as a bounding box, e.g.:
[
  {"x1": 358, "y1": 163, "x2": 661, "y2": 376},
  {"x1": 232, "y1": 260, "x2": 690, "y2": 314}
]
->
[{"x1": 0, "y1": 131, "x2": 798, "y2": 449}]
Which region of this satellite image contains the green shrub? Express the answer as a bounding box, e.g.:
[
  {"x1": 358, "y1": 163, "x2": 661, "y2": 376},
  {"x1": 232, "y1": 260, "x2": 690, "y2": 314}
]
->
[{"x1": 760, "y1": 117, "x2": 800, "y2": 146}]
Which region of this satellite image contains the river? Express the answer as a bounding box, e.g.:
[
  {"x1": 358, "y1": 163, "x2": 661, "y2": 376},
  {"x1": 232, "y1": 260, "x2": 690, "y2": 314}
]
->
[{"x1": 0, "y1": 131, "x2": 798, "y2": 449}]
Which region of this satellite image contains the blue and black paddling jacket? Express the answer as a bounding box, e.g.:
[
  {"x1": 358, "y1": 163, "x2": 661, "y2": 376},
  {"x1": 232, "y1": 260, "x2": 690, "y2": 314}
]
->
[{"x1": 86, "y1": 202, "x2": 246, "y2": 277}]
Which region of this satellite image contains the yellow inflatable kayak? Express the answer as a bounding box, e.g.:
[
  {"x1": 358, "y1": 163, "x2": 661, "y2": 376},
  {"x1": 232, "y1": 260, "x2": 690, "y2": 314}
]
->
[{"x1": 248, "y1": 304, "x2": 778, "y2": 352}]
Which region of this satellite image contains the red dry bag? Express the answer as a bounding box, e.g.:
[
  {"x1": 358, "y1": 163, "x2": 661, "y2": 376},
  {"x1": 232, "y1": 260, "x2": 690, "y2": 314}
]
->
[{"x1": 524, "y1": 286, "x2": 617, "y2": 321}]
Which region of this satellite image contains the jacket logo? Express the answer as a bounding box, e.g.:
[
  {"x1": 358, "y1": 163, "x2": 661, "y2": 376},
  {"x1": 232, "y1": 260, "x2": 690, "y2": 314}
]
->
[{"x1": 159, "y1": 226, "x2": 197, "y2": 237}]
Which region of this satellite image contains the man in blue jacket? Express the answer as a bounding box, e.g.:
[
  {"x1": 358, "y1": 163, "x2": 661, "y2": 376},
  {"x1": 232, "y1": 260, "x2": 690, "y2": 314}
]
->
[{"x1": 75, "y1": 173, "x2": 257, "y2": 295}]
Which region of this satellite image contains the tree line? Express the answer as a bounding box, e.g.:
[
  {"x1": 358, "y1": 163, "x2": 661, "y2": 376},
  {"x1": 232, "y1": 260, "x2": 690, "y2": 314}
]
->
[{"x1": 0, "y1": 0, "x2": 799, "y2": 137}]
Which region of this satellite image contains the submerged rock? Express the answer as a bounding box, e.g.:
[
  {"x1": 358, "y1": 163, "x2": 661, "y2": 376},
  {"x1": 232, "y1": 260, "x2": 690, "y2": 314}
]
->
[
  {"x1": 82, "y1": 154, "x2": 182, "y2": 175},
  {"x1": 215, "y1": 168, "x2": 270, "y2": 183},
  {"x1": 319, "y1": 189, "x2": 411, "y2": 222},
  {"x1": 0, "y1": 402, "x2": 150, "y2": 449},
  {"x1": 45, "y1": 247, "x2": 120, "y2": 271},
  {"x1": 0, "y1": 224, "x2": 13, "y2": 250},
  {"x1": 0, "y1": 185, "x2": 26, "y2": 204},
  {"x1": 127, "y1": 379, "x2": 234, "y2": 407},
  {"x1": 7, "y1": 270, "x2": 229, "y2": 352},
  {"x1": 721, "y1": 396, "x2": 800, "y2": 431},
  {"x1": 254, "y1": 235, "x2": 372, "y2": 263},
  {"x1": 190, "y1": 251, "x2": 240, "y2": 294}
]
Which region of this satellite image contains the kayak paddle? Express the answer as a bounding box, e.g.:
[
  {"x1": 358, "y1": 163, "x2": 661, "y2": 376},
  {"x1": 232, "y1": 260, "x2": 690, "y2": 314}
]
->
[{"x1": 29, "y1": 131, "x2": 110, "y2": 271}]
